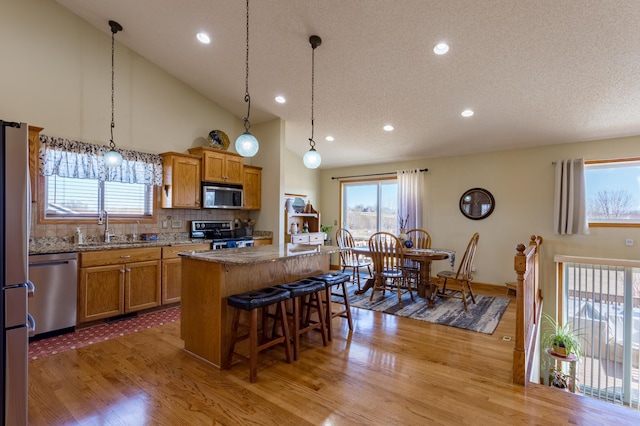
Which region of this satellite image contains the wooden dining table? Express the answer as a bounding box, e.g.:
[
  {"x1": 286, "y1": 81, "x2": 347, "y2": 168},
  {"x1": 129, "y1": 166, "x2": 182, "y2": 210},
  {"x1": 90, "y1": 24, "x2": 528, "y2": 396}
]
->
[{"x1": 351, "y1": 246, "x2": 455, "y2": 308}]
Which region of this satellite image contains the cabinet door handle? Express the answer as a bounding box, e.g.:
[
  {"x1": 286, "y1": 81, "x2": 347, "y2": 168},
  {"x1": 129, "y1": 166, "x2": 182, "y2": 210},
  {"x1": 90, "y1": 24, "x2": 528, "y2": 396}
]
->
[
  {"x1": 120, "y1": 269, "x2": 126, "y2": 274},
  {"x1": 126, "y1": 268, "x2": 131, "y2": 273},
  {"x1": 120, "y1": 255, "x2": 131, "y2": 259}
]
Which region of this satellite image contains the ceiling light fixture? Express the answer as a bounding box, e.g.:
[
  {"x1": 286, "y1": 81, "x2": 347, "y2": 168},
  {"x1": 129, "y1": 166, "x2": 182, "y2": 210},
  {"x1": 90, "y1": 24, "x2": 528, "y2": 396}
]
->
[
  {"x1": 303, "y1": 35, "x2": 322, "y2": 169},
  {"x1": 325, "y1": 136, "x2": 334, "y2": 142},
  {"x1": 383, "y1": 124, "x2": 394, "y2": 131},
  {"x1": 103, "y1": 20, "x2": 123, "y2": 168},
  {"x1": 275, "y1": 95, "x2": 286, "y2": 104},
  {"x1": 235, "y1": 0, "x2": 259, "y2": 157},
  {"x1": 461, "y1": 109, "x2": 474, "y2": 117},
  {"x1": 433, "y1": 42, "x2": 449, "y2": 55},
  {"x1": 196, "y1": 32, "x2": 211, "y2": 44}
]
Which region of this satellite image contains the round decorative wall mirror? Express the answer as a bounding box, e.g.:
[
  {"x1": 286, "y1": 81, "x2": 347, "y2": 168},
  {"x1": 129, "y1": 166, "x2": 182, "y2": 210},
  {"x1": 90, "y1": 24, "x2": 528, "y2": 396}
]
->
[{"x1": 459, "y1": 188, "x2": 495, "y2": 220}]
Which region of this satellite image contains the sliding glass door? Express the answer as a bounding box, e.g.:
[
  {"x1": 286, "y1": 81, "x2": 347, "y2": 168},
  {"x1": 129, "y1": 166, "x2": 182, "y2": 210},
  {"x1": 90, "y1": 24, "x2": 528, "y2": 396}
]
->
[{"x1": 341, "y1": 179, "x2": 397, "y2": 245}]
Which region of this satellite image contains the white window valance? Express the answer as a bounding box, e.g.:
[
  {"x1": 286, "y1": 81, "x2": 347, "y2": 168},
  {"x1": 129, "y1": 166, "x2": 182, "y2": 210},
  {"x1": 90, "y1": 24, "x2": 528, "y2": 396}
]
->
[{"x1": 39, "y1": 135, "x2": 163, "y2": 186}]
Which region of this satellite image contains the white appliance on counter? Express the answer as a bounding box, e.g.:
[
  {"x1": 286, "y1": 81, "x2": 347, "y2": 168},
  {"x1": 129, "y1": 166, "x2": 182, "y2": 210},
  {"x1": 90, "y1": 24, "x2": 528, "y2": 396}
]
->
[
  {"x1": 190, "y1": 220, "x2": 254, "y2": 249},
  {"x1": 1, "y1": 120, "x2": 33, "y2": 425}
]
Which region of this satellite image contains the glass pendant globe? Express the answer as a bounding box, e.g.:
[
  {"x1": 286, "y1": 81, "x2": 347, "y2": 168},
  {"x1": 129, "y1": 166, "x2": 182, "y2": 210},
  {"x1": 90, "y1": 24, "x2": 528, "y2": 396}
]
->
[
  {"x1": 103, "y1": 150, "x2": 123, "y2": 167},
  {"x1": 303, "y1": 148, "x2": 321, "y2": 169},
  {"x1": 235, "y1": 132, "x2": 259, "y2": 157}
]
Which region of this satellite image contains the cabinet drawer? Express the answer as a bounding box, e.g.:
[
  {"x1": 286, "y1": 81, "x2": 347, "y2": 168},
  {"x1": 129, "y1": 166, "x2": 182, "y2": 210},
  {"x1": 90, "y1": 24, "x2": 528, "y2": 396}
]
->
[
  {"x1": 80, "y1": 247, "x2": 162, "y2": 267},
  {"x1": 308, "y1": 234, "x2": 324, "y2": 244},
  {"x1": 291, "y1": 235, "x2": 309, "y2": 244},
  {"x1": 162, "y1": 244, "x2": 211, "y2": 259}
]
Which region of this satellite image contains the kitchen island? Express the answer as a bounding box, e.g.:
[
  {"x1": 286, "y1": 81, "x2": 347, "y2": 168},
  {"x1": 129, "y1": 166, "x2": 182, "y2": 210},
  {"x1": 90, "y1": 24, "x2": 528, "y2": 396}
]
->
[{"x1": 180, "y1": 243, "x2": 341, "y2": 367}]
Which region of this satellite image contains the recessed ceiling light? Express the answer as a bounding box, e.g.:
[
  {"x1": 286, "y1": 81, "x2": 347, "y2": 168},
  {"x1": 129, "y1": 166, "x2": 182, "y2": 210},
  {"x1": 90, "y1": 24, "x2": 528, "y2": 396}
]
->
[
  {"x1": 325, "y1": 136, "x2": 334, "y2": 142},
  {"x1": 461, "y1": 109, "x2": 474, "y2": 117},
  {"x1": 196, "y1": 32, "x2": 210, "y2": 44},
  {"x1": 433, "y1": 43, "x2": 449, "y2": 55},
  {"x1": 383, "y1": 125, "x2": 394, "y2": 131},
  {"x1": 274, "y1": 95, "x2": 286, "y2": 104}
]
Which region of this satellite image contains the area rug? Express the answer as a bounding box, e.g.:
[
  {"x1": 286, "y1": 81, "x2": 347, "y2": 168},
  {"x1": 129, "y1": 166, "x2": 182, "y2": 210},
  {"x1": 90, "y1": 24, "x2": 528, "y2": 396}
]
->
[
  {"x1": 28, "y1": 307, "x2": 180, "y2": 361},
  {"x1": 339, "y1": 281, "x2": 510, "y2": 334}
]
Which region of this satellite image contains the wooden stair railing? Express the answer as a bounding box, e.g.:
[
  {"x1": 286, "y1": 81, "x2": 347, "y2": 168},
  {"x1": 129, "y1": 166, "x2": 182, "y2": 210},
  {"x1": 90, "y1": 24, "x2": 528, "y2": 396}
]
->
[{"x1": 513, "y1": 235, "x2": 543, "y2": 385}]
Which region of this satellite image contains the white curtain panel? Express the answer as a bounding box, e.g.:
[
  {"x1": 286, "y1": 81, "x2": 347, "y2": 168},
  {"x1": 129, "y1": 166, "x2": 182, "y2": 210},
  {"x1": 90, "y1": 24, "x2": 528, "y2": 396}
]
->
[
  {"x1": 397, "y1": 169, "x2": 424, "y2": 231},
  {"x1": 553, "y1": 159, "x2": 589, "y2": 235}
]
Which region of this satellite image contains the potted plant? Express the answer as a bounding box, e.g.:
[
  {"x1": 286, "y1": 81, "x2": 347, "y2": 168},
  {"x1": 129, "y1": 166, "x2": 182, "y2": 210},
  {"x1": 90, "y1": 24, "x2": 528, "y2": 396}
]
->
[
  {"x1": 541, "y1": 313, "x2": 583, "y2": 357},
  {"x1": 320, "y1": 224, "x2": 332, "y2": 241}
]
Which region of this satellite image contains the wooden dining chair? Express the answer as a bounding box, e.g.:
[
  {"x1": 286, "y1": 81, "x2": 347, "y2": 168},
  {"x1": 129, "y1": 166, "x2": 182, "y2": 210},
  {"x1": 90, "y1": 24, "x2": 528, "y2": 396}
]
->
[
  {"x1": 336, "y1": 228, "x2": 372, "y2": 291},
  {"x1": 432, "y1": 232, "x2": 479, "y2": 311},
  {"x1": 404, "y1": 229, "x2": 431, "y2": 289},
  {"x1": 368, "y1": 232, "x2": 414, "y2": 307}
]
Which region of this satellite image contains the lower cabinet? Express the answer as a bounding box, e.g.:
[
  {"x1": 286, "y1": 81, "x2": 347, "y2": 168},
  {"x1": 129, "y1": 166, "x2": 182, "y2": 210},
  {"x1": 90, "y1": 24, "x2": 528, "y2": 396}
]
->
[
  {"x1": 78, "y1": 247, "x2": 162, "y2": 323},
  {"x1": 161, "y1": 244, "x2": 210, "y2": 304},
  {"x1": 252, "y1": 238, "x2": 272, "y2": 246}
]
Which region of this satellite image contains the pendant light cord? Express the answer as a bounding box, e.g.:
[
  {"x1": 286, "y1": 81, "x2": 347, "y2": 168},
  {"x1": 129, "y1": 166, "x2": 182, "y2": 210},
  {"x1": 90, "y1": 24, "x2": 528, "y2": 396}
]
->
[
  {"x1": 110, "y1": 27, "x2": 116, "y2": 150},
  {"x1": 309, "y1": 42, "x2": 315, "y2": 147},
  {"x1": 243, "y1": 0, "x2": 251, "y2": 131}
]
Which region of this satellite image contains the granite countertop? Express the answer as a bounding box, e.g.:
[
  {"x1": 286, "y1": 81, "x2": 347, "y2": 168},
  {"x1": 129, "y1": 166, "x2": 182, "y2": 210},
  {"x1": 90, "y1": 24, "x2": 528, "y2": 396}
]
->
[
  {"x1": 180, "y1": 244, "x2": 341, "y2": 266},
  {"x1": 29, "y1": 239, "x2": 212, "y2": 255}
]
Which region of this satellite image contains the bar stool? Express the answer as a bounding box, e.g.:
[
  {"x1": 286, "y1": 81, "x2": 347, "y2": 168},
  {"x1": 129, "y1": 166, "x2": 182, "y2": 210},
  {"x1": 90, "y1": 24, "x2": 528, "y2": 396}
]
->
[
  {"x1": 309, "y1": 272, "x2": 352, "y2": 341},
  {"x1": 226, "y1": 287, "x2": 292, "y2": 383},
  {"x1": 275, "y1": 278, "x2": 328, "y2": 360}
]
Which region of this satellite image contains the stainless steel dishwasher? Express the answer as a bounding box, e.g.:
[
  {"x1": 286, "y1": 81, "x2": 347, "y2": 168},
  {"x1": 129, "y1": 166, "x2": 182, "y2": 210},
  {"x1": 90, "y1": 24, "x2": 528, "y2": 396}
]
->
[{"x1": 28, "y1": 252, "x2": 78, "y2": 338}]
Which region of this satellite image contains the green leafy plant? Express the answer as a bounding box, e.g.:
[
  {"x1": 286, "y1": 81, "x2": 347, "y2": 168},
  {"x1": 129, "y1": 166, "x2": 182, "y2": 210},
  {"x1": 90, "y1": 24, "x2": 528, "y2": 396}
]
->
[
  {"x1": 541, "y1": 313, "x2": 583, "y2": 356},
  {"x1": 320, "y1": 224, "x2": 333, "y2": 234}
]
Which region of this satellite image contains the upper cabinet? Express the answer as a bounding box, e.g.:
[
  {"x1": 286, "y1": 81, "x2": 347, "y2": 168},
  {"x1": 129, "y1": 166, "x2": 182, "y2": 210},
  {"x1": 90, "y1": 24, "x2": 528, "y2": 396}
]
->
[
  {"x1": 188, "y1": 147, "x2": 243, "y2": 184},
  {"x1": 243, "y1": 165, "x2": 262, "y2": 210},
  {"x1": 160, "y1": 152, "x2": 201, "y2": 209}
]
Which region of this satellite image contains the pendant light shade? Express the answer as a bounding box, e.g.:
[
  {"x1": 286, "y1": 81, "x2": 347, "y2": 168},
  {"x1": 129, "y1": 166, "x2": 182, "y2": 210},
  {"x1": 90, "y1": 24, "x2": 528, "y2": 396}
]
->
[
  {"x1": 235, "y1": 0, "x2": 259, "y2": 157},
  {"x1": 304, "y1": 35, "x2": 322, "y2": 169},
  {"x1": 235, "y1": 131, "x2": 259, "y2": 157},
  {"x1": 303, "y1": 147, "x2": 321, "y2": 169},
  {"x1": 104, "y1": 20, "x2": 123, "y2": 168}
]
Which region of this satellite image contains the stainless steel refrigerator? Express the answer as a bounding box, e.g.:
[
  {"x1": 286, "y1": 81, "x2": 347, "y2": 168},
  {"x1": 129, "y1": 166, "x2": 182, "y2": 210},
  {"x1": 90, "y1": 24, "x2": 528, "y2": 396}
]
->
[{"x1": 1, "y1": 120, "x2": 32, "y2": 425}]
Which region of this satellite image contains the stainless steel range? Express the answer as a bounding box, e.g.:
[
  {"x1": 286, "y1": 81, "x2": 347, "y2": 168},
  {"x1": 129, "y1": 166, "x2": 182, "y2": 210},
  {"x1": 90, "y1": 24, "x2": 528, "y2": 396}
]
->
[{"x1": 190, "y1": 220, "x2": 254, "y2": 250}]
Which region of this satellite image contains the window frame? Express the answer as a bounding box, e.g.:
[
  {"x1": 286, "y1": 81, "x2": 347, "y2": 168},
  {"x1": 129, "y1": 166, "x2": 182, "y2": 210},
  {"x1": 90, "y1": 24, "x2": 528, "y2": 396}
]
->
[
  {"x1": 339, "y1": 177, "x2": 398, "y2": 242},
  {"x1": 586, "y1": 157, "x2": 640, "y2": 228},
  {"x1": 37, "y1": 174, "x2": 158, "y2": 225}
]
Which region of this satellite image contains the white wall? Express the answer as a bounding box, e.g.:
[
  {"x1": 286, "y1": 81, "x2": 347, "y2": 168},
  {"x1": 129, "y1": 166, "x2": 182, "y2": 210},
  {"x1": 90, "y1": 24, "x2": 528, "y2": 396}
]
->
[
  {"x1": 320, "y1": 136, "x2": 640, "y2": 313},
  {"x1": 0, "y1": 0, "x2": 243, "y2": 155}
]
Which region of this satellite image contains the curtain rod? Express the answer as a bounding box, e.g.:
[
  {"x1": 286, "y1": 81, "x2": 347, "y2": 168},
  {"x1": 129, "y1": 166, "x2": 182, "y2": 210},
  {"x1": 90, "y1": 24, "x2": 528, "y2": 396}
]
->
[{"x1": 331, "y1": 168, "x2": 428, "y2": 180}]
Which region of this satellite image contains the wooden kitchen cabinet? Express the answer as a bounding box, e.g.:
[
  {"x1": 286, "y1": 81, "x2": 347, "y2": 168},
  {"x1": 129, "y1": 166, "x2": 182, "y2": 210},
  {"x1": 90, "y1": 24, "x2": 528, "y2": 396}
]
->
[
  {"x1": 161, "y1": 244, "x2": 210, "y2": 304},
  {"x1": 188, "y1": 146, "x2": 243, "y2": 184},
  {"x1": 160, "y1": 152, "x2": 201, "y2": 209},
  {"x1": 242, "y1": 165, "x2": 262, "y2": 210},
  {"x1": 252, "y1": 238, "x2": 272, "y2": 246},
  {"x1": 78, "y1": 247, "x2": 162, "y2": 323}
]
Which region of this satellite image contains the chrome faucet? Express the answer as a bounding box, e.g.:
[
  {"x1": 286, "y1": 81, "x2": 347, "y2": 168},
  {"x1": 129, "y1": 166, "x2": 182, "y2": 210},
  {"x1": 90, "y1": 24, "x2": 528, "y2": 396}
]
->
[{"x1": 102, "y1": 210, "x2": 112, "y2": 243}]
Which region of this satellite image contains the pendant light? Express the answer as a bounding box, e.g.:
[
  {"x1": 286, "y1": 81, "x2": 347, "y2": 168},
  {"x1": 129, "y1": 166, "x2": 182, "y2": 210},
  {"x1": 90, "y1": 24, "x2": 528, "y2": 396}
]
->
[
  {"x1": 235, "y1": 0, "x2": 259, "y2": 157},
  {"x1": 103, "y1": 20, "x2": 123, "y2": 168},
  {"x1": 303, "y1": 35, "x2": 322, "y2": 169}
]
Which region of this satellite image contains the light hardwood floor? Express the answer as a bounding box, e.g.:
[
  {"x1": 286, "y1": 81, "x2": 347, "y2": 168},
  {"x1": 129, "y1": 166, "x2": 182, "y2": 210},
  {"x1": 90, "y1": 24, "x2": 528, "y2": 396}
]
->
[{"x1": 28, "y1": 285, "x2": 640, "y2": 425}]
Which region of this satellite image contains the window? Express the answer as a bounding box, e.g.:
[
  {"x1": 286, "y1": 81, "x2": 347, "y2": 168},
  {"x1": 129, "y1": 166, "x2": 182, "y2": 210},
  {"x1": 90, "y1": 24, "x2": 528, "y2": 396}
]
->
[
  {"x1": 38, "y1": 134, "x2": 163, "y2": 222},
  {"x1": 586, "y1": 159, "x2": 640, "y2": 226},
  {"x1": 341, "y1": 179, "x2": 397, "y2": 243},
  {"x1": 45, "y1": 175, "x2": 154, "y2": 219}
]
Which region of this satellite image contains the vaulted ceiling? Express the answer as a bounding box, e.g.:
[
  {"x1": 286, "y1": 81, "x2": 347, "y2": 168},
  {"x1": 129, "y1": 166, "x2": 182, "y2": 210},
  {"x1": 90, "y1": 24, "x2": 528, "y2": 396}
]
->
[{"x1": 56, "y1": 0, "x2": 640, "y2": 168}]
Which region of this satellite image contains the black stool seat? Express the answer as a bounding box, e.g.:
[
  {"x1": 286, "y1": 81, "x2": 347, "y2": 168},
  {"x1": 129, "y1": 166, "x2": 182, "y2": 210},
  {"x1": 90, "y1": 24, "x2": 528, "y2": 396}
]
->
[
  {"x1": 228, "y1": 287, "x2": 290, "y2": 311},
  {"x1": 275, "y1": 279, "x2": 325, "y2": 297},
  {"x1": 310, "y1": 272, "x2": 353, "y2": 341},
  {"x1": 310, "y1": 272, "x2": 350, "y2": 286}
]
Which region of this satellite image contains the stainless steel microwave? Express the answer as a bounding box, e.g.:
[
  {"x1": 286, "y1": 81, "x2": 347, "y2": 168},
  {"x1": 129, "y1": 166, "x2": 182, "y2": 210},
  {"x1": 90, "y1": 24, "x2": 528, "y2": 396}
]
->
[{"x1": 201, "y1": 183, "x2": 243, "y2": 209}]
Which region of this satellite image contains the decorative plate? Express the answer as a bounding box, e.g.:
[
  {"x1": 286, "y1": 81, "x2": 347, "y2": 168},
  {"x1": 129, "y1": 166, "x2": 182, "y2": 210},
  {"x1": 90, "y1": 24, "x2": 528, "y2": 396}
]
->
[{"x1": 207, "y1": 130, "x2": 230, "y2": 150}]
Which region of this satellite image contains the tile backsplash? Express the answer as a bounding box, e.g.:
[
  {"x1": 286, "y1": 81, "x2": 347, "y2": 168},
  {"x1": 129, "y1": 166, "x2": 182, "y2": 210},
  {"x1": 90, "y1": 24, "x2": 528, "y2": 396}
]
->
[{"x1": 30, "y1": 204, "x2": 254, "y2": 244}]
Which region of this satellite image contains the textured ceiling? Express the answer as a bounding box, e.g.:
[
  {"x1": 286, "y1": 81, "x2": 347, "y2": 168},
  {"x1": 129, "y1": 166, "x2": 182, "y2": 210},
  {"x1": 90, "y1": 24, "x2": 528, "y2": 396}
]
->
[{"x1": 56, "y1": 0, "x2": 640, "y2": 168}]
